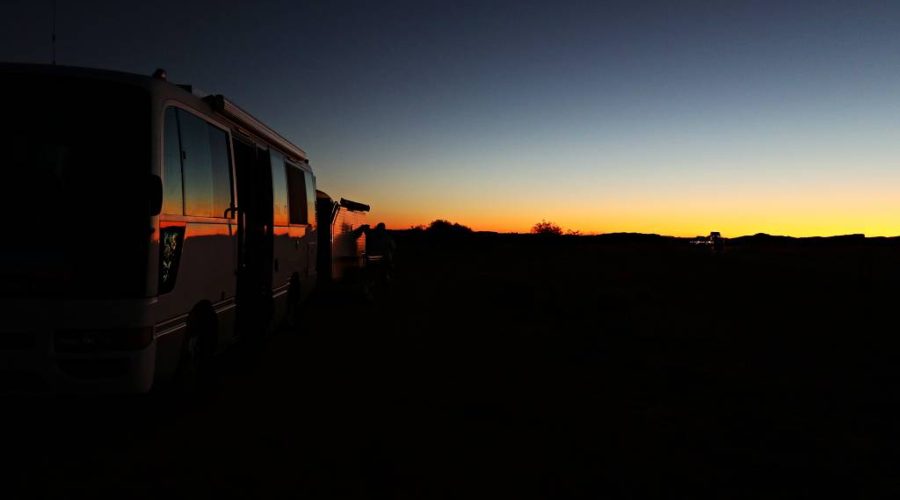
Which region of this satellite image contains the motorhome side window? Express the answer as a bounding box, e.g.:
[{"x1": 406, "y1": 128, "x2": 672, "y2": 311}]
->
[
  {"x1": 285, "y1": 163, "x2": 307, "y2": 224},
  {"x1": 304, "y1": 171, "x2": 316, "y2": 229},
  {"x1": 162, "y1": 108, "x2": 183, "y2": 215},
  {"x1": 208, "y1": 126, "x2": 232, "y2": 216},
  {"x1": 270, "y1": 150, "x2": 289, "y2": 226},
  {"x1": 176, "y1": 109, "x2": 232, "y2": 218}
]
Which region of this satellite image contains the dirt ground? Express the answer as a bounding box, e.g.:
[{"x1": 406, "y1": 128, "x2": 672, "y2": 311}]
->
[{"x1": 6, "y1": 232, "x2": 900, "y2": 498}]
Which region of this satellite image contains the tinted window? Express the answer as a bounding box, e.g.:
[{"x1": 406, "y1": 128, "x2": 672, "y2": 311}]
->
[
  {"x1": 208, "y1": 126, "x2": 233, "y2": 216},
  {"x1": 162, "y1": 108, "x2": 183, "y2": 214},
  {"x1": 178, "y1": 110, "x2": 232, "y2": 218},
  {"x1": 285, "y1": 163, "x2": 307, "y2": 224},
  {"x1": 304, "y1": 171, "x2": 317, "y2": 228},
  {"x1": 0, "y1": 74, "x2": 150, "y2": 298},
  {"x1": 179, "y1": 111, "x2": 214, "y2": 216},
  {"x1": 271, "y1": 150, "x2": 289, "y2": 226}
]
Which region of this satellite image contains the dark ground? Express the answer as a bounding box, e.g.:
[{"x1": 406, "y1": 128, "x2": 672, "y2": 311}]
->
[{"x1": 6, "y1": 232, "x2": 900, "y2": 498}]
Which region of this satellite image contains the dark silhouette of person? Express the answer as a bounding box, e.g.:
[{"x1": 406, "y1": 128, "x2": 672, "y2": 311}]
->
[{"x1": 365, "y1": 223, "x2": 396, "y2": 282}]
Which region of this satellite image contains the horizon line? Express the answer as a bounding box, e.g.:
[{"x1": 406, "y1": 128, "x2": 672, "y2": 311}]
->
[{"x1": 385, "y1": 227, "x2": 897, "y2": 239}]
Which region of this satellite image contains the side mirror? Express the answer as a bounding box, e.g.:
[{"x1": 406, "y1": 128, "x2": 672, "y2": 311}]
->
[{"x1": 149, "y1": 174, "x2": 163, "y2": 216}]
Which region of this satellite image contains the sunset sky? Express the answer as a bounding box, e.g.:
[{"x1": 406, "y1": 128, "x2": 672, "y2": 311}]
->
[{"x1": 3, "y1": 0, "x2": 900, "y2": 236}]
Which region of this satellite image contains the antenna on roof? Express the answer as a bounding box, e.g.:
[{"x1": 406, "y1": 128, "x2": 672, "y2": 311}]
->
[{"x1": 51, "y1": 0, "x2": 57, "y2": 65}]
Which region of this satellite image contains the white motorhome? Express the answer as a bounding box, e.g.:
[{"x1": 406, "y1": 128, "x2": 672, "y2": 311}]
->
[{"x1": 0, "y1": 64, "x2": 317, "y2": 393}]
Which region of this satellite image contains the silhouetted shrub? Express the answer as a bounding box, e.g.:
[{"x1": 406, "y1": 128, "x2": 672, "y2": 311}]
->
[
  {"x1": 426, "y1": 219, "x2": 473, "y2": 236},
  {"x1": 532, "y1": 220, "x2": 563, "y2": 236}
]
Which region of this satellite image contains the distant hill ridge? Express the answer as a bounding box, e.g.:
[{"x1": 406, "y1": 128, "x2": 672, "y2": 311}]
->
[{"x1": 392, "y1": 228, "x2": 900, "y2": 246}]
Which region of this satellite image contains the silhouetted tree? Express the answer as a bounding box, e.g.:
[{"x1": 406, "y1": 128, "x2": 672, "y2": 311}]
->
[{"x1": 532, "y1": 220, "x2": 563, "y2": 236}]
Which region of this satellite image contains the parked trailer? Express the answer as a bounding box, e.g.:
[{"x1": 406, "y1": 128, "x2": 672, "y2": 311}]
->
[
  {"x1": 0, "y1": 64, "x2": 317, "y2": 393},
  {"x1": 316, "y1": 191, "x2": 370, "y2": 283}
]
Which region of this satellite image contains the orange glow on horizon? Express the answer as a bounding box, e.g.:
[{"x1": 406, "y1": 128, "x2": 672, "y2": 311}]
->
[
  {"x1": 371, "y1": 185, "x2": 900, "y2": 238},
  {"x1": 337, "y1": 156, "x2": 900, "y2": 239}
]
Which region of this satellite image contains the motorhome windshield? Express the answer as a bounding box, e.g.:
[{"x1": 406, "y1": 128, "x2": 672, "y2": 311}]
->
[{"x1": 0, "y1": 72, "x2": 152, "y2": 298}]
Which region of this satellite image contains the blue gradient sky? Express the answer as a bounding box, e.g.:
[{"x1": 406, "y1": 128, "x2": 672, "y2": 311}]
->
[{"x1": 4, "y1": 0, "x2": 900, "y2": 235}]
